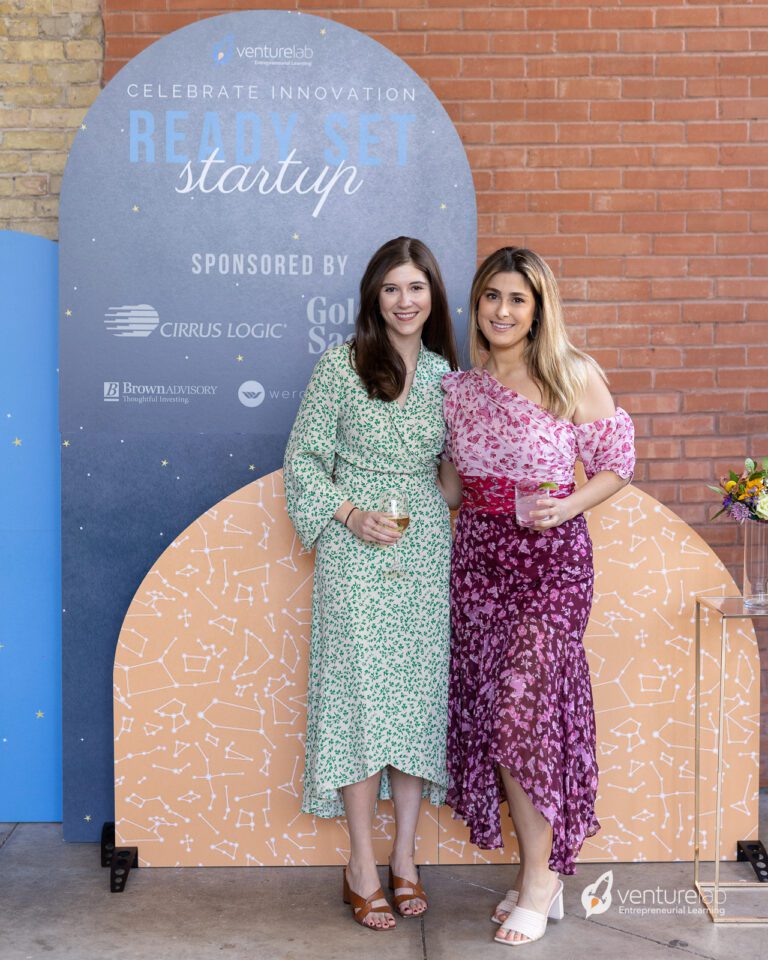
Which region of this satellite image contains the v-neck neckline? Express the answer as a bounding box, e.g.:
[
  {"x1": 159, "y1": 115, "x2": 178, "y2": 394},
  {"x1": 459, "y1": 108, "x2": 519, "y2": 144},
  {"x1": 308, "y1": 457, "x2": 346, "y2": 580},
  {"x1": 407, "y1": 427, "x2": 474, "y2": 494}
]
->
[{"x1": 393, "y1": 344, "x2": 424, "y2": 412}]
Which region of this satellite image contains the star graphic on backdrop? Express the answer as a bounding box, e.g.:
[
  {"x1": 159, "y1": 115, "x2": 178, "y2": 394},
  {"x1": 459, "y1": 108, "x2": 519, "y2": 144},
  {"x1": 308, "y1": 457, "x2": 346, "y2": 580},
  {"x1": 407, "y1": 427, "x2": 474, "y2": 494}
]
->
[
  {"x1": 320, "y1": 28, "x2": 327, "y2": 35},
  {"x1": 80, "y1": 123, "x2": 87, "y2": 131},
  {"x1": 292, "y1": 232, "x2": 300, "y2": 240},
  {"x1": 440, "y1": 202, "x2": 447, "y2": 210},
  {"x1": 132, "y1": 204, "x2": 140, "y2": 213},
  {"x1": 65, "y1": 309, "x2": 72, "y2": 317},
  {"x1": 12, "y1": 438, "x2": 22, "y2": 446},
  {"x1": 84, "y1": 814, "x2": 92, "y2": 822},
  {"x1": 62, "y1": 440, "x2": 70, "y2": 447},
  {"x1": 161, "y1": 459, "x2": 169, "y2": 467},
  {"x1": 35, "y1": 710, "x2": 44, "y2": 719},
  {"x1": 248, "y1": 464, "x2": 255, "y2": 471},
  {"x1": 456, "y1": 307, "x2": 463, "y2": 315},
  {"x1": 236, "y1": 354, "x2": 244, "y2": 362}
]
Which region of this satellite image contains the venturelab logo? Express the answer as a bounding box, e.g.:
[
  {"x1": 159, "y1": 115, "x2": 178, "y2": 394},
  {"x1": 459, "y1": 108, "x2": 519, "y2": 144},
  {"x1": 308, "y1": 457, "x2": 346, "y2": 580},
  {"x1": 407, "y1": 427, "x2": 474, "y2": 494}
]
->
[
  {"x1": 582, "y1": 870, "x2": 613, "y2": 918},
  {"x1": 581, "y1": 871, "x2": 725, "y2": 918},
  {"x1": 238, "y1": 42, "x2": 314, "y2": 65},
  {"x1": 210, "y1": 34, "x2": 311, "y2": 67},
  {"x1": 212, "y1": 35, "x2": 235, "y2": 65}
]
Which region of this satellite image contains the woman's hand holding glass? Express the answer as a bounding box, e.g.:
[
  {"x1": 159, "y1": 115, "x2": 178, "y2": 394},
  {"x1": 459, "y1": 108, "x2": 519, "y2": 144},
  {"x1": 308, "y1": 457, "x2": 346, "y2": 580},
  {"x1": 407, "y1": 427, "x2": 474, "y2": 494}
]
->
[
  {"x1": 377, "y1": 490, "x2": 410, "y2": 578},
  {"x1": 528, "y1": 495, "x2": 575, "y2": 530},
  {"x1": 346, "y1": 507, "x2": 403, "y2": 545}
]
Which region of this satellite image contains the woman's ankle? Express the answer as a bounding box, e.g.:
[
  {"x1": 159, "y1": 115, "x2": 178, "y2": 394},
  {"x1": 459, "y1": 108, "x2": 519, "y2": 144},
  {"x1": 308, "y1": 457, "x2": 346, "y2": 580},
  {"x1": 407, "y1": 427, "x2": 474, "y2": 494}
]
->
[
  {"x1": 347, "y1": 855, "x2": 377, "y2": 876},
  {"x1": 389, "y1": 847, "x2": 415, "y2": 866}
]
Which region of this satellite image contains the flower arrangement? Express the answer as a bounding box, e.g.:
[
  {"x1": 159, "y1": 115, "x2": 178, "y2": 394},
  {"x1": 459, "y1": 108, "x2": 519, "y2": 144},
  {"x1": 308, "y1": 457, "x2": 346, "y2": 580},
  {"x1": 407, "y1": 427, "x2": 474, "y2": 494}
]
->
[{"x1": 709, "y1": 457, "x2": 768, "y2": 522}]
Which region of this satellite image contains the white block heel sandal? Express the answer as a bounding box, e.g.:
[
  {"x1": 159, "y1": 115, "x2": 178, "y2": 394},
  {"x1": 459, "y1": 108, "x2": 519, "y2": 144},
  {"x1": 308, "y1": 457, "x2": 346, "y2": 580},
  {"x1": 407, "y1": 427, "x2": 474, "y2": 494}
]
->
[
  {"x1": 494, "y1": 880, "x2": 564, "y2": 946},
  {"x1": 492, "y1": 889, "x2": 518, "y2": 924}
]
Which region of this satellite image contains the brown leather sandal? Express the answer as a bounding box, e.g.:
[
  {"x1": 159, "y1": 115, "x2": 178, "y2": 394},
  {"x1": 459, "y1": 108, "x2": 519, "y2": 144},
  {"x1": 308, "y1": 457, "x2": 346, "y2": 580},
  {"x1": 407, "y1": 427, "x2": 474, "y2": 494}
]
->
[
  {"x1": 342, "y1": 869, "x2": 396, "y2": 930},
  {"x1": 388, "y1": 864, "x2": 429, "y2": 918}
]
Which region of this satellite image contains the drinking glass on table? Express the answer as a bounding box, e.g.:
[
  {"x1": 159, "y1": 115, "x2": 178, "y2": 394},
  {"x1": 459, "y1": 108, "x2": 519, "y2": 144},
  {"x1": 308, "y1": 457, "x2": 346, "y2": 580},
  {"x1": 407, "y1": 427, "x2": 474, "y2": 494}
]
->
[
  {"x1": 378, "y1": 489, "x2": 410, "y2": 578},
  {"x1": 515, "y1": 481, "x2": 558, "y2": 528}
]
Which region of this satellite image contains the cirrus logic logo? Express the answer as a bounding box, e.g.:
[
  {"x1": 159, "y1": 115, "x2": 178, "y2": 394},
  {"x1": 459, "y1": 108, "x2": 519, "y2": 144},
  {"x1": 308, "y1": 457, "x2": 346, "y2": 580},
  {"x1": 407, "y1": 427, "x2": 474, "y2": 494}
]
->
[
  {"x1": 104, "y1": 304, "x2": 159, "y2": 337},
  {"x1": 238, "y1": 380, "x2": 265, "y2": 407}
]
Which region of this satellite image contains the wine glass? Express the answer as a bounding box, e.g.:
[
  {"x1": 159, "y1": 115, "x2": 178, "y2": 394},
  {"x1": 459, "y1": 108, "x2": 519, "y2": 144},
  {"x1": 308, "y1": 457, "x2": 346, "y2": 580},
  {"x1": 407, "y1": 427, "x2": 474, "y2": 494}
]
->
[{"x1": 377, "y1": 489, "x2": 410, "y2": 578}]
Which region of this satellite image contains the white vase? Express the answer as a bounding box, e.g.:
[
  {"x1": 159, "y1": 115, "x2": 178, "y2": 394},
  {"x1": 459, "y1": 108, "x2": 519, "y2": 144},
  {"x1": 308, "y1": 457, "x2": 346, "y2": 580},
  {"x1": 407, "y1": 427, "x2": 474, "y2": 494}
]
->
[{"x1": 743, "y1": 519, "x2": 768, "y2": 609}]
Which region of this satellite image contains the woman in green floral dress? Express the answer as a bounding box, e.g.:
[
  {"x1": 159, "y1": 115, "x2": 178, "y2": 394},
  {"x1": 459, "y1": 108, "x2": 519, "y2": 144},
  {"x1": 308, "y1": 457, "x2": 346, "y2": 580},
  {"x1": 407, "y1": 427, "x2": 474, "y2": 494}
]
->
[{"x1": 284, "y1": 237, "x2": 458, "y2": 930}]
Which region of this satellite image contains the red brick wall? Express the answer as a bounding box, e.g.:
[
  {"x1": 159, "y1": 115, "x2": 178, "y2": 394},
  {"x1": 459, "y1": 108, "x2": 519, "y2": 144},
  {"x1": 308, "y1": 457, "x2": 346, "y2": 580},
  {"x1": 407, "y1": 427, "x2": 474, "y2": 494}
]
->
[{"x1": 103, "y1": 1, "x2": 768, "y2": 775}]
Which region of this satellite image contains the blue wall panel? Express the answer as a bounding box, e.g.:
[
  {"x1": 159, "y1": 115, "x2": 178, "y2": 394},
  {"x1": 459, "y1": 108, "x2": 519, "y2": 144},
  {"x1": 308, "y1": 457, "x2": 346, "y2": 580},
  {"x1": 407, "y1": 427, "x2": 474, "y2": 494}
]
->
[{"x1": 0, "y1": 230, "x2": 62, "y2": 821}]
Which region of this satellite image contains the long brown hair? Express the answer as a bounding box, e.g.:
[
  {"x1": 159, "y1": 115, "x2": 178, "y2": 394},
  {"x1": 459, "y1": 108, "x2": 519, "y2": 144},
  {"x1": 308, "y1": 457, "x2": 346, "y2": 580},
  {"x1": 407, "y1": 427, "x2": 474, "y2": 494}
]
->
[
  {"x1": 468, "y1": 247, "x2": 606, "y2": 420},
  {"x1": 351, "y1": 237, "x2": 458, "y2": 401}
]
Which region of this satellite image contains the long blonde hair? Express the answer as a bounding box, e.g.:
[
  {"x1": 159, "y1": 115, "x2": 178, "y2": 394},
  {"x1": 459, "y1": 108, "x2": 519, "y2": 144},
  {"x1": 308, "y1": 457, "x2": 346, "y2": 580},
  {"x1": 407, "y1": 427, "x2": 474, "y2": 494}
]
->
[{"x1": 468, "y1": 247, "x2": 605, "y2": 420}]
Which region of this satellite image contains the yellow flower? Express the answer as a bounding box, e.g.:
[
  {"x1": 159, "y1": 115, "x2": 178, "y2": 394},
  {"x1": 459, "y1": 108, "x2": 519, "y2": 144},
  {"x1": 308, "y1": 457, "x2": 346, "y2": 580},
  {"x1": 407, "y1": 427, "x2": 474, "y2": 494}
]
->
[
  {"x1": 725, "y1": 480, "x2": 737, "y2": 492},
  {"x1": 756, "y1": 493, "x2": 768, "y2": 521}
]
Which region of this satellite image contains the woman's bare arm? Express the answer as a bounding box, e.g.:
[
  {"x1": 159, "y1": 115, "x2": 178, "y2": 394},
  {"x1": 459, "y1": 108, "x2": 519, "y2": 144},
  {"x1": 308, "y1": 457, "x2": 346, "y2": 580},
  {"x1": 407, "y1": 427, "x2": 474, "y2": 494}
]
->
[{"x1": 438, "y1": 460, "x2": 463, "y2": 510}]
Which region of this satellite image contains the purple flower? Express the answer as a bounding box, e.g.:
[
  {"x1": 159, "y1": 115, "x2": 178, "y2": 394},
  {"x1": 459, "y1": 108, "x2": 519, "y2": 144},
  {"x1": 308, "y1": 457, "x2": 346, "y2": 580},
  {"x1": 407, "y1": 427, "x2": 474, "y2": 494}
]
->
[{"x1": 728, "y1": 500, "x2": 751, "y2": 522}]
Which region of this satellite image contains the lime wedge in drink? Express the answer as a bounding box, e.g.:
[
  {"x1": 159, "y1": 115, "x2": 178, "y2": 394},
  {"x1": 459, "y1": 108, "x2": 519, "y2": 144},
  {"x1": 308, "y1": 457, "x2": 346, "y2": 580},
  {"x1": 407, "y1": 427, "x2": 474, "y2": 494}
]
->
[{"x1": 538, "y1": 482, "x2": 558, "y2": 491}]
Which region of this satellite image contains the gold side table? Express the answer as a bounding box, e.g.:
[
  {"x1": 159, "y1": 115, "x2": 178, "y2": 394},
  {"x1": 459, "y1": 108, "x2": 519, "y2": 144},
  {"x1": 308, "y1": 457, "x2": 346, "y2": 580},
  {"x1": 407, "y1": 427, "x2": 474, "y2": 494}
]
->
[{"x1": 694, "y1": 594, "x2": 768, "y2": 923}]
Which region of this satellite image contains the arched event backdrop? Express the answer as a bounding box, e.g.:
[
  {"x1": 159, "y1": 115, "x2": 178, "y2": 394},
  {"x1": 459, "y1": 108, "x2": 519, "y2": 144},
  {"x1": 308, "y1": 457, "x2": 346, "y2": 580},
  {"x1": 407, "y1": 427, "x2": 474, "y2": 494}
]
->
[
  {"x1": 114, "y1": 472, "x2": 758, "y2": 867},
  {"x1": 58, "y1": 10, "x2": 476, "y2": 839}
]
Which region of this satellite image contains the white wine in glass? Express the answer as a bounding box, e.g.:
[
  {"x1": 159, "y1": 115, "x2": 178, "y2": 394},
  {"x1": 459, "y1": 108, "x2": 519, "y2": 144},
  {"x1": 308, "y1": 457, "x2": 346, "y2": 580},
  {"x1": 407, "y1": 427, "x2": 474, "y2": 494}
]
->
[{"x1": 378, "y1": 489, "x2": 410, "y2": 577}]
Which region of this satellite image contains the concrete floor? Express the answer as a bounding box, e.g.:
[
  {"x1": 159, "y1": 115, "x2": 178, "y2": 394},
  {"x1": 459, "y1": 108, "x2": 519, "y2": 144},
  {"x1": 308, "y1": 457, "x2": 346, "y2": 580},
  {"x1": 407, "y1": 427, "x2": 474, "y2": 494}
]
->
[{"x1": 1, "y1": 821, "x2": 767, "y2": 960}]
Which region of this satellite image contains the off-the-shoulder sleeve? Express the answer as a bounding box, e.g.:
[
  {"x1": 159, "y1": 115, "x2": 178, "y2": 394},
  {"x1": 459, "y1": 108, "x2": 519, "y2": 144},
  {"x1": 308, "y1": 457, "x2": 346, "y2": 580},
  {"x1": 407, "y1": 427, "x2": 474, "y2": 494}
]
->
[
  {"x1": 574, "y1": 406, "x2": 636, "y2": 481},
  {"x1": 283, "y1": 349, "x2": 348, "y2": 550},
  {"x1": 441, "y1": 371, "x2": 462, "y2": 463}
]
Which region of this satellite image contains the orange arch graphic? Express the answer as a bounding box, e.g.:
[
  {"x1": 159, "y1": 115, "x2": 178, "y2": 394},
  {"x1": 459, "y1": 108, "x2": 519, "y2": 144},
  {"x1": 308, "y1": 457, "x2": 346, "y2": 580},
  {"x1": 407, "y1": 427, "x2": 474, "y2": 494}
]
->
[{"x1": 114, "y1": 474, "x2": 758, "y2": 866}]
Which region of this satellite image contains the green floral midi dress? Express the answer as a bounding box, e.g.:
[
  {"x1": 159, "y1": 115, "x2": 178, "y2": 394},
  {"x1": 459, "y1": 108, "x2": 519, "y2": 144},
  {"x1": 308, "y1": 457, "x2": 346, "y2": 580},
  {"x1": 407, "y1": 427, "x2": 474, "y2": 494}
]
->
[{"x1": 283, "y1": 342, "x2": 452, "y2": 817}]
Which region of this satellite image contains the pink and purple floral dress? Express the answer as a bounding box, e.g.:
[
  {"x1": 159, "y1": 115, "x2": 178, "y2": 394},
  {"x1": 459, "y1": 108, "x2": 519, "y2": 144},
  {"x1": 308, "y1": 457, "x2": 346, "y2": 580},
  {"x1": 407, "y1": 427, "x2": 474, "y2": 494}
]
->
[{"x1": 443, "y1": 368, "x2": 635, "y2": 875}]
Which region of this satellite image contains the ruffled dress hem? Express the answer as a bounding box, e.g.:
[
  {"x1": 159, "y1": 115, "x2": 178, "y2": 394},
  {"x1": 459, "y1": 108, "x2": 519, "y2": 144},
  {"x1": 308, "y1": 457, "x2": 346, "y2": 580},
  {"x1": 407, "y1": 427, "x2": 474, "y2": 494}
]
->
[{"x1": 447, "y1": 757, "x2": 601, "y2": 875}]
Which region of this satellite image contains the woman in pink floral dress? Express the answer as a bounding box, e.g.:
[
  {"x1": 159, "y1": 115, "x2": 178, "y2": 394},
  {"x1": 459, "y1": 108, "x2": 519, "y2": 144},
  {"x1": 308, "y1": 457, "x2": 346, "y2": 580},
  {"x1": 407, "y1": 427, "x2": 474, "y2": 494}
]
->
[{"x1": 440, "y1": 248, "x2": 635, "y2": 946}]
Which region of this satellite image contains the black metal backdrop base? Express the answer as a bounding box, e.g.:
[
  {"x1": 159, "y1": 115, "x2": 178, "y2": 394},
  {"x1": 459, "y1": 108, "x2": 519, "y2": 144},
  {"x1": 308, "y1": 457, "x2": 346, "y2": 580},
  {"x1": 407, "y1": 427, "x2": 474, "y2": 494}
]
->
[
  {"x1": 101, "y1": 821, "x2": 139, "y2": 892},
  {"x1": 737, "y1": 840, "x2": 768, "y2": 882}
]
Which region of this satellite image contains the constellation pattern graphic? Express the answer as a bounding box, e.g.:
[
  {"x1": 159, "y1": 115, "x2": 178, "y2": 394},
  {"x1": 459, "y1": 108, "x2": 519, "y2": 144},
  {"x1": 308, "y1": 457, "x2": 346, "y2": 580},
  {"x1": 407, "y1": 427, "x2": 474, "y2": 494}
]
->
[
  {"x1": 114, "y1": 476, "x2": 758, "y2": 866},
  {"x1": 114, "y1": 472, "x2": 437, "y2": 866},
  {"x1": 437, "y1": 488, "x2": 759, "y2": 865}
]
